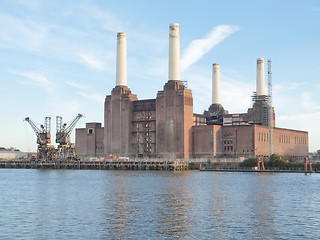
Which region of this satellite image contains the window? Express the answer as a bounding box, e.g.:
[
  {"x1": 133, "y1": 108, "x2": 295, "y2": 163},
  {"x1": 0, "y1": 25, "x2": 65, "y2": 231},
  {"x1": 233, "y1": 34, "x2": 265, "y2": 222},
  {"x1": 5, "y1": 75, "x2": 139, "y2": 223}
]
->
[
  {"x1": 259, "y1": 133, "x2": 260, "y2": 142},
  {"x1": 88, "y1": 128, "x2": 94, "y2": 134}
]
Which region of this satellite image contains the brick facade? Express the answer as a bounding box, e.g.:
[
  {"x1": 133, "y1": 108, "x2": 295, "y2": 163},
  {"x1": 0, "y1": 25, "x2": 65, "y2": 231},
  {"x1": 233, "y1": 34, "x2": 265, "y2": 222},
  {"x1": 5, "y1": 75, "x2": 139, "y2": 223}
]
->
[{"x1": 75, "y1": 123, "x2": 104, "y2": 157}]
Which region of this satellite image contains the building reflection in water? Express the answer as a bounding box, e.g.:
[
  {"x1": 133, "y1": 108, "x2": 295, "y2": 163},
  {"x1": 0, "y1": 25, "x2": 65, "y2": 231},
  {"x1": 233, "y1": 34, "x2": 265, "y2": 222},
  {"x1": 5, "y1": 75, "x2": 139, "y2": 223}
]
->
[
  {"x1": 154, "y1": 172, "x2": 194, "y2": 238},
  {"x1": 101, "y1": 171, "x2": 195, "y2": 239},
  {"x1": 249, "y1": 173, "x2": 277, "y2": 238},
  {"x1": 100, "y1": 171, "x2": 279, "y2": 239},
  {"x1": 102, "y1": 173, "x2": 133, "y2": 239}
]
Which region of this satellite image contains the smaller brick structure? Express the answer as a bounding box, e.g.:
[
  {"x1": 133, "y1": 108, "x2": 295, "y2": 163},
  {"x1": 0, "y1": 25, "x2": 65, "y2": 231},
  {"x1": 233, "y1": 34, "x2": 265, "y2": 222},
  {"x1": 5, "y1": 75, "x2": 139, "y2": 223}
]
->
[{"x1": 75, "y1": 123, "x2": 104, "y2": 157}]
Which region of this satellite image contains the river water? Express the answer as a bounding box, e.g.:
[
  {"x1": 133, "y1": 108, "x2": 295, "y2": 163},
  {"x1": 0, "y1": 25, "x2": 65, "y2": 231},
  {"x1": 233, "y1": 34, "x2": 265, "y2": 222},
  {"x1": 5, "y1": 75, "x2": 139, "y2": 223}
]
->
[{"x1": 0, "y1": 169, "x2": 319, "y2": 239}]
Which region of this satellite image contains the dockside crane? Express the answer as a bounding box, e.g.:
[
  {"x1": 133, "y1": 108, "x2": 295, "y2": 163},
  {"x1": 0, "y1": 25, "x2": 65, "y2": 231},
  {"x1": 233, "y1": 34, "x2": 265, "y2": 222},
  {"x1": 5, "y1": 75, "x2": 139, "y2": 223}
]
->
[
  {"x1": 56, "y1": 113, "x2": 83, "y2": 159},
  {"x1": 24, "y1": 117, "x2": 56, "y2": 160}
]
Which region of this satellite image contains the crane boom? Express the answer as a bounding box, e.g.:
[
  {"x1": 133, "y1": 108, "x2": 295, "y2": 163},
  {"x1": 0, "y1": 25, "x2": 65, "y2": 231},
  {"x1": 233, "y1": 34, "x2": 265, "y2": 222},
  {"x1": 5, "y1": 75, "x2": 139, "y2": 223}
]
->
[
  {"x1": 24, "y1": 116, "x2": 55, "y2": 160},
  {"x1": 56, "y1": 113, "x2": 83, "y2": 145},
  {"x1": 65, "y1": 113, "x2": 83, "y2": 136},
  {"x1": 24, "y1": 117, "x2": 51, "y2": 145},
  {"x1": 24, "y1": 117, "x2": 41, "y2": 137},
  {"x1": 56, "y1": 113, "x2": 83, "y2": 159}
]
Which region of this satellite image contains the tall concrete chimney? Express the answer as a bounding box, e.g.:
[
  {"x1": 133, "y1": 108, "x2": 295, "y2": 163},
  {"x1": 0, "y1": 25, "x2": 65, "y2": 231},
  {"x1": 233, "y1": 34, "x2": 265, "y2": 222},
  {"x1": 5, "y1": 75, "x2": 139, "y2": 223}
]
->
[
  {"x1": 256, "y1": 58, "x2": 265, "y2": 95},
  {"x1": 168, "y1": 23, "x2": 180, "y2": 81},
  {"x1": 212, "y1": 63, "x2": 220, "y2": 104},
  {"x1": 116, "y1": 32, "x2": 127, "y2": 86}
]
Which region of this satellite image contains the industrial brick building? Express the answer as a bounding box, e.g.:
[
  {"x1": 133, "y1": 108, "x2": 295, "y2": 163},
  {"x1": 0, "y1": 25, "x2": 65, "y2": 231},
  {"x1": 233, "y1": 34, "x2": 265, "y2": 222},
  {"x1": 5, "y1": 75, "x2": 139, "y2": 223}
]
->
[{"x1": 76, "y1": 23, "x2": 308, "y2": 160}]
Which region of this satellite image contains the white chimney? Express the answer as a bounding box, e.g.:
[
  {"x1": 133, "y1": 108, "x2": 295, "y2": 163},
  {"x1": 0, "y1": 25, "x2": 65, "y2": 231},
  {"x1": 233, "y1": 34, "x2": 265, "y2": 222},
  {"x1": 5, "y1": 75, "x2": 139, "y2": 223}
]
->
[
  {"x1": 168, "y1": 23, "x2": 180, "y2": 81},
  {"x1": 116, "y1": 32, "x2": 127, "y2": 86},
  {"x1": 256, "y1": 58, "x2": 265, "y2": 95},
  {"x1": 212, "y1": 63, "x2": 221, "y2": 104}
]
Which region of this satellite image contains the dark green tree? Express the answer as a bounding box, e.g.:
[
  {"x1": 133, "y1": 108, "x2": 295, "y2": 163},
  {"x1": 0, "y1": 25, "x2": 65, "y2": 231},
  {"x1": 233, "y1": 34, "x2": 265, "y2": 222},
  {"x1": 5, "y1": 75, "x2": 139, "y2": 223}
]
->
[{"x1": 240, "y1": 158, "x2": 257, "y2": 168}]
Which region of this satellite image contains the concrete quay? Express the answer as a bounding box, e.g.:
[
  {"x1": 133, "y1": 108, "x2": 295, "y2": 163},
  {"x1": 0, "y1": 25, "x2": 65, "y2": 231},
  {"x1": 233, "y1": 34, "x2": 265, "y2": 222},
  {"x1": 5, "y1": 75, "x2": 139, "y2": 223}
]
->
[{"x1": 200, "y1": 169, "x2": 318, "y2": 174}]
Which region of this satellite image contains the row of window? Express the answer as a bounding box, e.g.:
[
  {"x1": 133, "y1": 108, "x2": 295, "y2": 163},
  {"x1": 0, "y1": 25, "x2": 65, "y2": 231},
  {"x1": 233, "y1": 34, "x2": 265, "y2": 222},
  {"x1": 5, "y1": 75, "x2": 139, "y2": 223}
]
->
[
  {"x1": 258, "y1": 133, "x2": 268, "y2": 142},
  {"x1": 259, "y1": 133, "x2": 307, "y2": 145},
  {"x1": 224, "y1": 145, "x2": 234, "y2": 151},
  {"x1": 295, "y1": 136, "x2": 307, "y2": 145},
  {"x1": 224, "y1": 140, "x2": 233, "y2": 145},
  {"x1": 279, "y1": 135, "x2": 290, "y2": 144}
]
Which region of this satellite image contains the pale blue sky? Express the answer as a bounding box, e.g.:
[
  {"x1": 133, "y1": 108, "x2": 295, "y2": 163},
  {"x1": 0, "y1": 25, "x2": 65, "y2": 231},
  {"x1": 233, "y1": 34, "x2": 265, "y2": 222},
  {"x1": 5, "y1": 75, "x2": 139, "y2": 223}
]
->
[{"x1": 0, "y1": 0, "x2": 319, "y2": 152}]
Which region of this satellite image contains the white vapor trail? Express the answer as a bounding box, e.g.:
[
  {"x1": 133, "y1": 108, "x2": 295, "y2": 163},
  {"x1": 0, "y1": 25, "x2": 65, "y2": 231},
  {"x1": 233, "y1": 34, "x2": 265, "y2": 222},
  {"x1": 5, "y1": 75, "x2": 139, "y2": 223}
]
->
[{"x1": 181, "y1": 25, "x2": 240, "y2": 72}]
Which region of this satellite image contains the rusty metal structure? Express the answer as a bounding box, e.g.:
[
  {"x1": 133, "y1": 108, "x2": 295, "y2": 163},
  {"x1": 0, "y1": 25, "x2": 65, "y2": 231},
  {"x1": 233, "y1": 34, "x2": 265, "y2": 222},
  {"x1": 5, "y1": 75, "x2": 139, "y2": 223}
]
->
[
  {"x1": 132, "y1": 100, "x2": 156, "y2": 157},
  {"x1": 24, "y1": 117, "x2": 56, "y2": 160},
  {"x1": 56, "y1": 113, "x2": 83, "y2": 159}
]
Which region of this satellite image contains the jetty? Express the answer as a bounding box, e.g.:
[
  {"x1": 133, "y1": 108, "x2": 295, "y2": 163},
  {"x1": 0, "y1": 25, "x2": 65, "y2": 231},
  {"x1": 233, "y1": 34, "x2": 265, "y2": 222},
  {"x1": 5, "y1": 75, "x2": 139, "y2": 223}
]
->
[{"x1": 0, "y1": 158, "x2": 188, "y2": 171}]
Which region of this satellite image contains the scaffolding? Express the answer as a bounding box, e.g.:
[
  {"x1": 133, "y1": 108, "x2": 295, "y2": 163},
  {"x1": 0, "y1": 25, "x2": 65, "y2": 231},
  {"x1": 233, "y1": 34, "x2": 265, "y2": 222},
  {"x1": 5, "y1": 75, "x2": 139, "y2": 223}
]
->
[
  {"x1": 268, "y1": 59, "x2": 273, "y2": 157},
  {"x1": 134, "y1": 110, "x2": 155, "y2": 157}
]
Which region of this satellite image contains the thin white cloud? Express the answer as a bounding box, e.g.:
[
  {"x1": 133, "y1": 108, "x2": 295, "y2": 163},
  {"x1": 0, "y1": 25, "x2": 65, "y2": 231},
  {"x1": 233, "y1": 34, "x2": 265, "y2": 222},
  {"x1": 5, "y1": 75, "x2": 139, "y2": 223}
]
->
[
  {"x1": 302, "y1": 91, "x2": 320, "y2": 110},
  {"x1": 78, "y1": 52, "x2": 107, "y2": 71},
  {"x1": 17, "y1": 0, "x2": 41, "y2": 10},
  {"x1": 277, "y1": 111, "x2": 320, "y2": 122},
  {"x1": 79, "y1": 92, "x2": 105, "y2": 103},
  {"x1": 9, "y1": 70, "x2": 54, "y2": 91},
  {"x1": 0, "y1": 13, "x2": 48, "y2": 50},
  {"x1": 65, "y1": 80, "x2": 88, "y2": 90},
  {"x1": 181, "y1": 25, "x2": 240, "y2": 72},
  {"x1": 53, "y1": 99, "x2": 81, "y2": 116},
  {"x1": 274, "y1": 82, "x2": 307, "y2": 92},
  {"x1": 8, "y1": 69, "x2": 80, "y2": 120},
  {"x1": 312, "y1": 7, "x2": 320, "y2": 12},
  {"x1": 78, "y1": 5, "x2": 122, "y2": 33}
]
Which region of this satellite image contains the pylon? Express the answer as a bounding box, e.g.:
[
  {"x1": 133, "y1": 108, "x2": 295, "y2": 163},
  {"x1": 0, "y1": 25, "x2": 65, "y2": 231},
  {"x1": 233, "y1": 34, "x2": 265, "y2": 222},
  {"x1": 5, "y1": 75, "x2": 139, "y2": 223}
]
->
[
  {"x1": 257, "y1": 157, "x2": 265, "y2": 171},
  {"x1": 305, "y1": 157, "x2": 312, "y2": 172}
]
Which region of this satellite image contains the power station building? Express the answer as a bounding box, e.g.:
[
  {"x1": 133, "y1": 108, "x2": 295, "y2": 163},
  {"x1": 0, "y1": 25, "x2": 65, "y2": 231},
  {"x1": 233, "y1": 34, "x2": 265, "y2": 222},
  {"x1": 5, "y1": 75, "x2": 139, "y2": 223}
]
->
[{"x1": 76, "y1": 23, "x2": 308, "y2": 160}]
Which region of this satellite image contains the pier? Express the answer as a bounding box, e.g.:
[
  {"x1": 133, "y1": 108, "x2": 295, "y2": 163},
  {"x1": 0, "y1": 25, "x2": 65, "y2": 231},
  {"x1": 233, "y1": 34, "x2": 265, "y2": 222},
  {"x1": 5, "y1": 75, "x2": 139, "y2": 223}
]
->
[{"x1": 0, "y1": 159, "x2": 188, "y2": 171}]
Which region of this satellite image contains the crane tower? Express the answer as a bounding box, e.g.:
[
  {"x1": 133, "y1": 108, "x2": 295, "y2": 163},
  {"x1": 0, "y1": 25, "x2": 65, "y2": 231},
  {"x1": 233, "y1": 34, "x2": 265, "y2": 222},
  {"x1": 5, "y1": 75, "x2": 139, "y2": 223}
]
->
[
  {"x1": 56, "y1": 113, "x2": 83, "y2": 159},
  {"x1": 24, "y1": 117, "x2": 56, "y2": 160}
]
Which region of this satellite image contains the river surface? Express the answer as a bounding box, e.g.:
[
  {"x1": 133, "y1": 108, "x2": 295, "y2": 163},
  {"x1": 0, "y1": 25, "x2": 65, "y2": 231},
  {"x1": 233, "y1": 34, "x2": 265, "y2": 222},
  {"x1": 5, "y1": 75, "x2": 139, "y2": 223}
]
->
[{"x1": 0, "y1": 169, "x2": 319, "y2": 239}]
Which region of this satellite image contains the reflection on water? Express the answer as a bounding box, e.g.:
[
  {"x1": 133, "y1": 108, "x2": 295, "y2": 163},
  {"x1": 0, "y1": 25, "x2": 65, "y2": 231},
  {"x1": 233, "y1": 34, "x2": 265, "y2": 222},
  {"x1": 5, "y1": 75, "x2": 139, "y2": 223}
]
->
[
  {"x1": 155, "y1": 187, "x2": 193, "y2": 238},
  {"x1": 248, "y1": 174, "x2": 277, "y2": 239},
  {"x1": 0, "y1": 170, "x2": 320, "y2": 239},
  {"x1": 103, "y1": 176, "x2": 133, "y2": 239}
]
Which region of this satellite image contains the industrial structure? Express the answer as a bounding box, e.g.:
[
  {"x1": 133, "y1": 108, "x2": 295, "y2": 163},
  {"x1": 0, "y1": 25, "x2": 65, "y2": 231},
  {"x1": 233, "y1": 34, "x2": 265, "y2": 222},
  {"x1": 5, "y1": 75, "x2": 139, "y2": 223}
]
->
[
  {"x1": 24, "y1": 117, "x2": 56, "y2": 160},
  {"x1": 56, "y1": 113, "x2": 83, "y2": 159},
  {"x1": 75, "y1": 23, "x2": 308, "y2": 160},
  {"x1": 25, "y1": 114, "x2": 82, "y2": 160},
  {"x1": 0, "y1": 145, "x2": 27, "y2": 160}
]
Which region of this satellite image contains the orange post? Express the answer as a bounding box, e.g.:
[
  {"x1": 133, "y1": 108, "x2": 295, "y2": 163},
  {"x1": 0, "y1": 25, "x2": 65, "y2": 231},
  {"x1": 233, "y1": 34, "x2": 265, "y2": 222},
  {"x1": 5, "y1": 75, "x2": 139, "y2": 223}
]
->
[
  {"x1": 257, "y1": 157, "x2": 265, "y2": 171},
  {"x1": 305, "y1": 157, "x2": 312, "y2": 172},
  {"x1": 261, "y1": 159, "x2": 265, "y2": 170}
]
